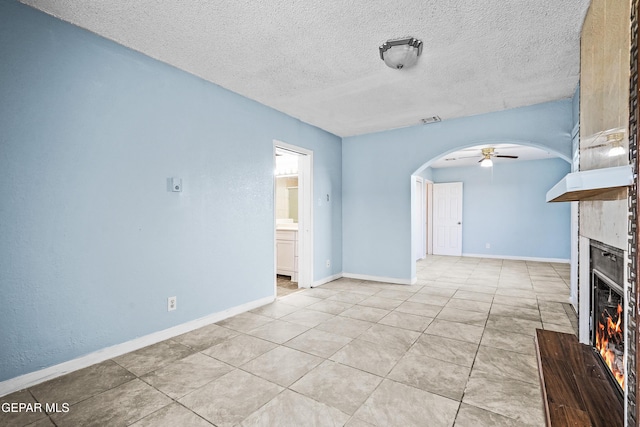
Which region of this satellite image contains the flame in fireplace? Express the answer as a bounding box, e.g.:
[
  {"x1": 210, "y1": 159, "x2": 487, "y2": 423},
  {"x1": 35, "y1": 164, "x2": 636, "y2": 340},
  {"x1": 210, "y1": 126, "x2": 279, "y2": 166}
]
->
[{"x1": 595, "y1": 303, "x2": 625, "y2": 389}]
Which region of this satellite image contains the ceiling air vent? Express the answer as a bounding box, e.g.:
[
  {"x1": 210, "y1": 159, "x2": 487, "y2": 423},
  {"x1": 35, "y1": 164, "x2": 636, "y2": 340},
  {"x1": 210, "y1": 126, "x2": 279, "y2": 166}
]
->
[{"x1": 421, "y1": 116, "x2": 441, "y2": 124}]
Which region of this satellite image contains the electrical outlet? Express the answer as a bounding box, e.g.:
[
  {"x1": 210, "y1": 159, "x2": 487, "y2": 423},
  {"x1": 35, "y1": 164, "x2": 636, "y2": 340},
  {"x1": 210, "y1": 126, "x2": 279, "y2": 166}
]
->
[
  {"x1": 486, "y1": 243, "x2": 491, "y2": 249},
  {"x1": 326, "y1": 259, "x2": 331, "y2": 268},
  {"x1": 168, "y1": 296, "x2": 177, "y2": 311}
]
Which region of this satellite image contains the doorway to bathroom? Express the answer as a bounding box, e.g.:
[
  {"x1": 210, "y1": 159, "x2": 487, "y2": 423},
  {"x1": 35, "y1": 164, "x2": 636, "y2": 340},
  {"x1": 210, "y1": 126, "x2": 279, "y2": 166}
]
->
[{"x1": 274, "y1": 141, "x2": 313, "y2": 297}]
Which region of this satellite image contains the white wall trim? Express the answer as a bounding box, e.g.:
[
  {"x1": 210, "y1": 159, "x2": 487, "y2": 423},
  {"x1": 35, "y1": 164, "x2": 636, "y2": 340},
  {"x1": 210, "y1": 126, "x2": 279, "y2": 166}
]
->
[
  {"x1": 462, "y1": 253, "x2": 570, "y2": 263},
  {"x1": 0, "y1": 295, "x2": 274, "y2": 397},
  {"x1": 426, "y1": 181, "x2": 433, "y2": 255},
  {"x1": 342, "y1": 272, "x2": 417, "y2": 285},
  {"x1": 411, "y1": 175, "x2": 426, "y2": 261},
  {"x1": 312, "y1": 273, "x2": 342, "y2": 287}
]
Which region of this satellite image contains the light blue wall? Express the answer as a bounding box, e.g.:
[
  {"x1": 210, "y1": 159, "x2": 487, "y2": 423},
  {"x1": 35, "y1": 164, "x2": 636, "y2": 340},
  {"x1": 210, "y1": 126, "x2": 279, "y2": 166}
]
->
[
  {"x1": 432, "y1": 159, "x2": 571, "y2": 259},
  {"x1": 342, "y1": 100, "x2": 573, "y2": 282},
  {"x1": 0, "y1": 1, "x2": 341, "y2": 381},
  {"x1": 572, "y1": 84, "x2": 580, "y2": 130},
  {"x1": 417, "y1": 167, "x2": 434, "y2": 182}
]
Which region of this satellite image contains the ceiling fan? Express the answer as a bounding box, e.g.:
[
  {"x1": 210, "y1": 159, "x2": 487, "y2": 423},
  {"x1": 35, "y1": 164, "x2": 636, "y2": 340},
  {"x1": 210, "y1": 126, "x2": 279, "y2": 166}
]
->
[
  {"x1": 445, "y1": 147, "x2": 519, "y2": 167},
  {"x1": 478, "y1": 147, "x2": 518, "y2": 167}
]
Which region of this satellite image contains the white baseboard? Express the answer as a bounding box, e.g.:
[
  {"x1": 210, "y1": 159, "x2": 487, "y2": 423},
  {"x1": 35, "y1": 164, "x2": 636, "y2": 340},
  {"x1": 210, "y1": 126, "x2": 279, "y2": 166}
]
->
[
  {"x1": 462, "y1": 253, "x2": 570, "y2": 264},
  {"x1": 342, "y1": 272, "x2": 417, "y2": 285},
  {"x1": 0, "y1": 295, "x2": 274, "y2": 397},
  {"x1": 312, "y1": 273, "x2": 343, "y2": 287}
]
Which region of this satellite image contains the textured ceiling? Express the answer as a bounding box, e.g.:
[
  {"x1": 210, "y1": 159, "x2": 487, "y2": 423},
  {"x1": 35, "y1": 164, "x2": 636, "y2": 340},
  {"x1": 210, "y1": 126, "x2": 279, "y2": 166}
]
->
[{"x1": 21, "y1": 0, "x2": 591, "y2": 137}]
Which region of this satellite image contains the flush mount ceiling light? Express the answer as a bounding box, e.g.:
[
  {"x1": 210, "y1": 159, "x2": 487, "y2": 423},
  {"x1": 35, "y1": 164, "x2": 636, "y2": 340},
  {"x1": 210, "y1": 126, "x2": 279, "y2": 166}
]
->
[{"x1": 379, "y1": 37, "x2": 423, "y2": 69}]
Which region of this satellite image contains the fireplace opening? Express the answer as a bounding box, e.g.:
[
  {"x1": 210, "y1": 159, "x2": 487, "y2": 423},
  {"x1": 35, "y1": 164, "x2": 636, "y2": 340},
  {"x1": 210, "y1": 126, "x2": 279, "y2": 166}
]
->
[
  {"x1": 593, "y1": 271, "x2": 625, "y2": 389},
  {"x1": 590, "y1": 241, "x2": 625, "y2": 396}
]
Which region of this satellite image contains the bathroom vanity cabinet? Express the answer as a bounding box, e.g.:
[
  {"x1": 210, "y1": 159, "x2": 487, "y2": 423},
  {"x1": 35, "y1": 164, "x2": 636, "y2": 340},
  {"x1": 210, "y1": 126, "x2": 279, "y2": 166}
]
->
[{"x1": 276, "y1": 229, "x2": 298, "y2": 282}]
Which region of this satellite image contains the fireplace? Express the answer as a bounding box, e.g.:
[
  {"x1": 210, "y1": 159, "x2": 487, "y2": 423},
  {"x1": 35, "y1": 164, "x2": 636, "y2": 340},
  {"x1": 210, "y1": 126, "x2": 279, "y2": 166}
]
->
[{"x1": 591, "y1": 240, "x2": 625, "y2": 395}]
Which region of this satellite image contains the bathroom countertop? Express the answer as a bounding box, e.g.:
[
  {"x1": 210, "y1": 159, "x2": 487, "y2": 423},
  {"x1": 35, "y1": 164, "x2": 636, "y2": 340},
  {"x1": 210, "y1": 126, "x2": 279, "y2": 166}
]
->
[{"x1": 276, "y1": 223, "x2": 299, "y2": 231}]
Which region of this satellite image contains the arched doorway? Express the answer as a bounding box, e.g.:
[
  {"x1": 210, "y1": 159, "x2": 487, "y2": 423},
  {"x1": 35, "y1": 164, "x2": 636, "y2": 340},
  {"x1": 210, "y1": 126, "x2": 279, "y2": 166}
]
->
[{"x1": 410, "y1": 141, "x2": 572, "y2": 282}]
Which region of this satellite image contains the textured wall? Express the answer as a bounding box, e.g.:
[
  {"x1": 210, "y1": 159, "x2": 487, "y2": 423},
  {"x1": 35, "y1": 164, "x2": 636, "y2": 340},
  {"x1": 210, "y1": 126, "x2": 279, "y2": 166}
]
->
[
  {"x1": 432, "y1": 159, "x2": 571, "y2": 260},
  {"x1": 0, "y1": 1, "x2": 342, "y2": 382}
]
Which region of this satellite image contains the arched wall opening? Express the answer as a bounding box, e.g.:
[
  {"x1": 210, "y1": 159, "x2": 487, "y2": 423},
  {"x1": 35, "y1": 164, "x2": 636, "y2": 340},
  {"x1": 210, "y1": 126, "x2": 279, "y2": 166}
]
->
[
  {"x1": 409, "y1": 140, "x2": 572, "y2": 282},
  {"x1": 342, "y1": 99, "x2": 575, "y2": 284},
  {"x1": 412, "y1": 139, "x2": 571, "y2": 175}
]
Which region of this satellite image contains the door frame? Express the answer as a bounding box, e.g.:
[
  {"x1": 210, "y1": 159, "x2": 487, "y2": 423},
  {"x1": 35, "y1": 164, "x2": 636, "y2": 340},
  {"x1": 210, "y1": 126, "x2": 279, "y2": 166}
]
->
[
  {"x1": 412, "y1": 176, "x2": 427, "y2": 260},
  {"x1": 273, "y1": 140, "x2": 314, "y2": 294},
  {"x1": 426, "y1": 181, "x2": 433, "y2": 255}
]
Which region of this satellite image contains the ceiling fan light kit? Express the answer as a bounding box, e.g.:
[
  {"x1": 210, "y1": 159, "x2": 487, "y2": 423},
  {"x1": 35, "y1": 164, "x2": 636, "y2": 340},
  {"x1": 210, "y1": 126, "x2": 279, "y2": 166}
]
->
[
  {"x1": 480, "y1": 158, "x2": 493, "y2": 168},
  {"x1": 459, "y1": 147, "x2": 521, "y2": 168},
  {"x1": 379, "y1": 37, "x2": 423, "y2": 69},
  {"x1": 480, "y1": 147, "x2": 495, "y2": 168},
  {"x1": 480, "y1": 147, "x2": 494, "y2": 168}
]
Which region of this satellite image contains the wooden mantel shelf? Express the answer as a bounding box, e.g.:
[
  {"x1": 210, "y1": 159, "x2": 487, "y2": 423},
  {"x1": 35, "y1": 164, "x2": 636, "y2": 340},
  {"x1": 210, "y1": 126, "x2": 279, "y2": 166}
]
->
[{"x1": 535, "y1": 329, "x2": 624, "y2": 426}]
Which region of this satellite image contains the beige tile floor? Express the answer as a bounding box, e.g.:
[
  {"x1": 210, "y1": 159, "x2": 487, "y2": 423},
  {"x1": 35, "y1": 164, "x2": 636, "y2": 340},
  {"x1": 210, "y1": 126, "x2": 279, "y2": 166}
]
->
[
  {"x1": 277, "y1": 275, "x2": 302, "y2": 297},
  {"x1": 1, "y1": 255, "x2": 575, "y2": 426}
]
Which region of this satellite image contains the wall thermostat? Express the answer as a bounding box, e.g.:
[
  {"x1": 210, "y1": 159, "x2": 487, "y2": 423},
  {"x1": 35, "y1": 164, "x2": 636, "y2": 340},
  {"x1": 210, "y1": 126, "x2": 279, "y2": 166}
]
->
[{"x1": 172, "y1": 177, "x2": 182, "y2": 192}]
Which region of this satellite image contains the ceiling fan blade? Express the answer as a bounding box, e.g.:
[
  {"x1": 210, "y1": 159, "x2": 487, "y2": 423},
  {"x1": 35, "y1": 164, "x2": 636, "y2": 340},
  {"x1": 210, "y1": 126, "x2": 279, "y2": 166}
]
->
[
  {"x1": 443, "y1": 155, "x2": 479, "y2": 161},
  {"x1": 495, "y1": 155, "x2": 519, "y2": 159}
]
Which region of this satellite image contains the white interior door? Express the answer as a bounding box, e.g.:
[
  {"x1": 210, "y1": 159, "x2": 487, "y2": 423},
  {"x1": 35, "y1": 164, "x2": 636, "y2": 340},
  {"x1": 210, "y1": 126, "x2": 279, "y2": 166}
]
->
[{"x1": 432, "y1": 182, "x2": 463, "y2": 256}]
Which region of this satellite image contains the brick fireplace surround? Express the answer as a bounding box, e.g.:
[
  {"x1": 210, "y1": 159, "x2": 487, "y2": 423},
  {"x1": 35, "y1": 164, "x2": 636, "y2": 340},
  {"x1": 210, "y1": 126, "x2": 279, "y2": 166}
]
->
[
  {"x1": 630, "y1": 1, "x2": 639, "y2": 424},
  {"x1": 619, "y1": 0, "x2": 637, "y2": 422}
]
